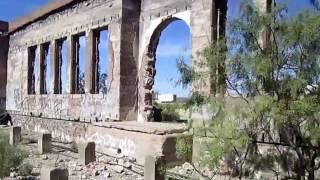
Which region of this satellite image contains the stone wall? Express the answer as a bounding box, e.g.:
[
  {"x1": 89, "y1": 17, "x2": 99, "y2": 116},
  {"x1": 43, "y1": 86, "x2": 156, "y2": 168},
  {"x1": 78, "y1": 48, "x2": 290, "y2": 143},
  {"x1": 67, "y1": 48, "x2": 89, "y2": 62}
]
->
[
  {"x1": 6, "y1": 0, "x2": 124, "y2": 121},
  {"x1": 137, "y1": 0, "x2": 221, "y2": 121},
  {"x1": 6, "y1": 0, "x2": 227, "y2": 122}
]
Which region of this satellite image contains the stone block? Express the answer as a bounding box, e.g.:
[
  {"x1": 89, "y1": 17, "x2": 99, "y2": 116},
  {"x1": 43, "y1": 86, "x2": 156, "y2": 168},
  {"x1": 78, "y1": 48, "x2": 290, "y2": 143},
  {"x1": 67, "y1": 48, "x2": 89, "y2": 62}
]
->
[
  {"x1": 9, "y1": 126, "x2": 21, "y2": 145},
  {"x1": 40, "y1": 166, "x2": 68, "y2": 180},
  {"x1": 79, "y1": 141, "x2": 96, "y2": 165},
  {"x1": 144, "y1": 155, "x2": 166, "y2": 180},
  {"x1": 38, "y1": 133, "x2": 52, "y2": 154}
]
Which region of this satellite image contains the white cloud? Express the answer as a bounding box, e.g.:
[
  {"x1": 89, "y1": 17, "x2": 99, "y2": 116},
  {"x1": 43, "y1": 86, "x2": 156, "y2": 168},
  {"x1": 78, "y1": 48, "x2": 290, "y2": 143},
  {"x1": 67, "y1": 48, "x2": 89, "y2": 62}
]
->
[{"x1": 156, "y1": 43, "x2": 190, "y2": 58}]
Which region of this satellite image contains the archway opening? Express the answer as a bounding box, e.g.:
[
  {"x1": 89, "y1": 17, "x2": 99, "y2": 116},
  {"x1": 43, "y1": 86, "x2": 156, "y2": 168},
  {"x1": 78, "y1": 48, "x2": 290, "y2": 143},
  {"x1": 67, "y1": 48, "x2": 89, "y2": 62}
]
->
[{"x1": 142, "y1": 18, "x2": 191, "y2": 122}]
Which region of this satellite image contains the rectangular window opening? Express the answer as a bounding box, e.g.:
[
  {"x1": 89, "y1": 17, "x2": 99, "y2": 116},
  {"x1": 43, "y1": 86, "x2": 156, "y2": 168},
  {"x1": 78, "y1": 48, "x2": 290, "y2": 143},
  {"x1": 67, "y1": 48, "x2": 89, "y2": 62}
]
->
[
  {"x1": 94, "y1": 28, "x2": 109, "y2": 94},
  {"x1": 73, "y1": 33, "x2": 86, "y2": 94},
  {"x1": 57, "y1": 38, "x2": 68, "y2": 94},
  {"x1": 28, "y1": 46, "x2": 37, "y2": 95}
]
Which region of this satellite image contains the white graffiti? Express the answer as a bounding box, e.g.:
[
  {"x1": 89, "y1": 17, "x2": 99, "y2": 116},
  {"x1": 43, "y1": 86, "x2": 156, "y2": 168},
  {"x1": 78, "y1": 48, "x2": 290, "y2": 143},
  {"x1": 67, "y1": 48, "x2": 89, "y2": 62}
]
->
[
  {"x1": 34, "y1": 124, "x2": 74, "y2": 142},
  {"x1": 87, "y1": 133, "x2": 136, "y2": 156}
]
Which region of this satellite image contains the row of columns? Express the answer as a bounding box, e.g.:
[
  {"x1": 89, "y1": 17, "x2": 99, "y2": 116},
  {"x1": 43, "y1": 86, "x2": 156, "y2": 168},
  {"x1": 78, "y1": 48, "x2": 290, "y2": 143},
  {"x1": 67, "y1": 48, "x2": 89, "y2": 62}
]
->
[
  {"x1": 29, "y1": 29, "x2": 107, "y2": 95},
  {"x1": 10, "y1": 125, "x2": 166, "y2": 180}
]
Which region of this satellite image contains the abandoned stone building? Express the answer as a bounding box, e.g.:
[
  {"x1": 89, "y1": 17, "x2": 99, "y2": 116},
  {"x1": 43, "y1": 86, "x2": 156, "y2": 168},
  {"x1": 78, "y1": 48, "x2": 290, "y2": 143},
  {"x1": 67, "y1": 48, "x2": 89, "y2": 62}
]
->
[{"x1": 0, "y1": 0, "x2": 270, "y2": 166}]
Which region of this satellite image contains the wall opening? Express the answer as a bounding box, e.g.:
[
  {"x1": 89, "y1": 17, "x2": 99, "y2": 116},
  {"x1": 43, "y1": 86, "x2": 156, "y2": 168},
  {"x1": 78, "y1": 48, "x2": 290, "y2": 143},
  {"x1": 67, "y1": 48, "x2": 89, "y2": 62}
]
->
[
  {"x1": 141, "y1": 18, "x2": 191, "y2": 122},
  {"x1": 40, "y1": 42, "x2": 51, "y2": 94},
  {"x1": 154, "y1": 20, "x2": 191, "y2": 101},
  {"x1": 27, "y1": 46, "x2": 37, "y2": 95},
  {"x1": 94, "y1": 28, "x2": 109, "y2": 94},
  {"x1": 72, "y1": 34, "x2": 86, "y2": 94},
  {"x1": 57, "y1": 38, "x2": 68, "y2": 94}
]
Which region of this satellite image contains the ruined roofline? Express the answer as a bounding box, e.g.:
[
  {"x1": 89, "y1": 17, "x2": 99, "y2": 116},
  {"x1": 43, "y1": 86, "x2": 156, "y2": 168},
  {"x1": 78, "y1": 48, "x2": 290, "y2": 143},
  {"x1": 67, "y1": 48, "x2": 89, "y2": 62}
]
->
[
  {"x1": 0, "y1": 20, "x2": 8, "y2": 32},
  {"x1": 8, "y1": 0, "x2": 78, "y2": 34}
]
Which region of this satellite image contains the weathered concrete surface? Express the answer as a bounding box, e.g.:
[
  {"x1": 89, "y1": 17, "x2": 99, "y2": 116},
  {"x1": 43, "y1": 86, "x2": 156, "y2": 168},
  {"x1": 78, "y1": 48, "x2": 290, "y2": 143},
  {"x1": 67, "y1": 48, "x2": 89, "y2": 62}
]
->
[
  {"x1": 38, "y1": 133, "x2": 52, "y2": 154},
  {"x1": 9, "y1": 126, "x2": 21, "y2": 145},
  {"x1": 40, "y1": 166, "x2": 68, "y2": 180},
  {"x1": 93, "y1": 121, "x2": 188, "y2": 135},
  {"x1": 11, "y1": 114, "x2": 191, "y2": 165},
  {"x1": 79, "y1": 141, "x2": 96, "y2": 165},
  {"x1": 144, "y1": 155, "x2": 166, "y2": 180}
]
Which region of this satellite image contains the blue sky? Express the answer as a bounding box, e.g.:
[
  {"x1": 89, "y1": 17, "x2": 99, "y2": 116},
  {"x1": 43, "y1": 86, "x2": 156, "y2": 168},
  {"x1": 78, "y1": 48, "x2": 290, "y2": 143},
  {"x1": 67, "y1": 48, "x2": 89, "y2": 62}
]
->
[{"x1": 0, "y1": 0, "x2": 316, "y2": 97}]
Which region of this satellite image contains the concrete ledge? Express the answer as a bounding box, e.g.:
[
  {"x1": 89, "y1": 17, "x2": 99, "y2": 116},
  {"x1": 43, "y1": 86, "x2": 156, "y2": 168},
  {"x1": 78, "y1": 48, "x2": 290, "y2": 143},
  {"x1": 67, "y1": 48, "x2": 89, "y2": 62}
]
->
[
  {"x1": 93, "y1": 121, "x2": 188, "y2": 135},
  {"x1": 11, "y1": 114, "x2": 192, "y2": 166}
]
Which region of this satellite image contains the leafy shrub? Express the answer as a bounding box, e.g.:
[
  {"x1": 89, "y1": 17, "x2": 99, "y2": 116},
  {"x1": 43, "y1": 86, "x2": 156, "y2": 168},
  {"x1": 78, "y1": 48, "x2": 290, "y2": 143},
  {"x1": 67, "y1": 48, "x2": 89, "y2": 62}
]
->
[
  {"x1": 156, "y1": 103, "x2": 181, "y2": 122},
  {"x1": 0, "y1": 133, "x2": 28, "y2": 178},
  {"x1": 176, "y1": 136, "x2": 193, "y2": 162}
]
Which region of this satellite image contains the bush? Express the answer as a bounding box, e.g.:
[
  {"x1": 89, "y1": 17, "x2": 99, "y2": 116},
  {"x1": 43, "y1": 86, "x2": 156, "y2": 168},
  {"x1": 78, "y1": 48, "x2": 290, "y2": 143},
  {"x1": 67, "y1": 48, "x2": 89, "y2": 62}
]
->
[
  {"x1": 0, "y1": 133, "x2": 28, "y2": 178},
  {"x1": 156, "y1": 103, "x2": 181, "y2": 122},
  {"x1": 176, "y1": 136, "x2": 193, "y2": 162}
]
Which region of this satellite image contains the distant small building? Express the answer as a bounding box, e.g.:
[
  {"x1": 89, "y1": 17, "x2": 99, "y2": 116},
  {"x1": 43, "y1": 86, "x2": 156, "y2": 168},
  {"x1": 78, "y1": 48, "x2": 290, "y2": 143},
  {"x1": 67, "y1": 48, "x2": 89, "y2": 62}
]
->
[{"x1": 156, "y1": 94, "x2": 177, "y2": 103}]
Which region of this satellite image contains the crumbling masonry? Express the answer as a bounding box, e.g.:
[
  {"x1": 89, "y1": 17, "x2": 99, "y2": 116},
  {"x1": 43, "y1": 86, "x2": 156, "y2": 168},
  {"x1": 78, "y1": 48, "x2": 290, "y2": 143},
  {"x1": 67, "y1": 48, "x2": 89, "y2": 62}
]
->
[{"x1": 0, "y1": 0, "x2": 269, "y2": 165}]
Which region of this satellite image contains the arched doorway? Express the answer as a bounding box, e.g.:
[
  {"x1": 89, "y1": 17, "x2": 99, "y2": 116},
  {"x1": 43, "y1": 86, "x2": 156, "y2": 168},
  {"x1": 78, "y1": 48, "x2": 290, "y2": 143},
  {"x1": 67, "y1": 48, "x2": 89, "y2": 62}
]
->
[{"x1": 139, "y1": 17, "x2": 191, "y2": 122}]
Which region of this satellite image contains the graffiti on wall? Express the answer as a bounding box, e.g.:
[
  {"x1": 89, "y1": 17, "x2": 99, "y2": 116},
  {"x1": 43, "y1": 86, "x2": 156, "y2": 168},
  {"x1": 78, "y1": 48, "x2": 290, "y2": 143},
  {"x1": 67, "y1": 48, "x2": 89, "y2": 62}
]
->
[{"x1": 88, "y1": 133, "x2": 136, "y2": 156}]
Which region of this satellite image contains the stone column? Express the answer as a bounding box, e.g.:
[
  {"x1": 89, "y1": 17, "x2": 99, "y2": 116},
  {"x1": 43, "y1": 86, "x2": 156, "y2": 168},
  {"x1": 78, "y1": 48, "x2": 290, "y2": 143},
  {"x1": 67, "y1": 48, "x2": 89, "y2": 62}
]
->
[
  {"x1": 191, "y1": 0, "x2": 227, "y2": 96},
  {"x1": 40, "y1": 166, "x2": 68, "y2": 180},
  {"x1": 255, "y1": 0, "x2": 273, "y2": 12},
  {"x1": 254, "y1": 0, "x2": 273, "y2": 49},
  {"x1": 107, "y1": 22, "x2": 122, "y2": 120},
  {"x1": 39, "y1": 44, "x2": 45, "y2": 94},
  {"x1": 119, "y1": 1, "x2": 140, "y2": 121},
  {"x1": 38, "y1": 133, "x2": 52, "y2": 154},
  {"x1": 9, "y1": 126, "x2": 21, "y2": 145},
  {"x1": 254, "y1": 0, "x2": 276, "y2": 143},
  {"x1": 79, "y1": 142, "x2": 96, "y2": 165},
  {"x1": 67, "y1": 36, "x2": 76, "y2": 94},
  {"x1": 85, "y1": 30, "x2": 96, "y2": 94},
  {"x1": 51, "y1": 41, "x2": 59, "y2": 94},
  {"x1": 35, "y1": 45, "x2": 41, "y2": 95},
  {"x1": 144, "y1": 155, "x2": 166, "y2": 180}
]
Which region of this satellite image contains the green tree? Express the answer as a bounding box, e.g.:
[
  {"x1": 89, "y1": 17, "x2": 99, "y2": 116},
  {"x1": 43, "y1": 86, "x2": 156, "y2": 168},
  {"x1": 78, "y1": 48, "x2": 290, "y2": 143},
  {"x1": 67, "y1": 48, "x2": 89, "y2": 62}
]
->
[
  {"x1": 0, "y1": 133, "x2": 28, "y2": 178},
  {"x1": 178, "y1": 2, "x2": 320, "y2": 179}
]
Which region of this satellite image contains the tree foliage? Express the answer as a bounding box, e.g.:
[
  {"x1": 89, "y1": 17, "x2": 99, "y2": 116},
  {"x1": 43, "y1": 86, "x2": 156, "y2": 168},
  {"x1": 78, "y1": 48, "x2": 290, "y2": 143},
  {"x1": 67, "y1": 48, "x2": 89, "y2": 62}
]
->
[
  {"x1": 178, "y1": 1, "x2": 320, "y2": 179},
  {"x1": 0, "y1": 133, "x2": 28, "y2": 178}
]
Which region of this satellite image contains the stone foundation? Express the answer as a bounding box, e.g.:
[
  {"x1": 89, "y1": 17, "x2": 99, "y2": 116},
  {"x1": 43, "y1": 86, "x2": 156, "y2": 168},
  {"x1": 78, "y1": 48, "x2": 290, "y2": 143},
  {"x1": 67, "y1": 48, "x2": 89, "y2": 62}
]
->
[{"x1": 11, "y1": 113, "x2": 191, "y2": 165}]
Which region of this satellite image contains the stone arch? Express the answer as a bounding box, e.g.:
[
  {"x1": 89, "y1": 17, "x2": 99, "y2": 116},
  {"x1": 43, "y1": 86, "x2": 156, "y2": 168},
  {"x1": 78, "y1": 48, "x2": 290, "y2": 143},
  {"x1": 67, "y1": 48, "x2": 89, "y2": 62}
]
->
[{"x1": 139, "y1": 16, "x2": 191, "y2": 122}]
